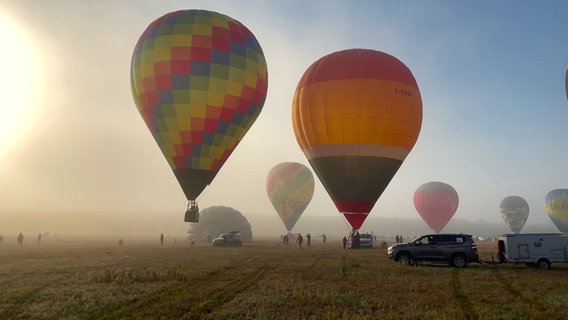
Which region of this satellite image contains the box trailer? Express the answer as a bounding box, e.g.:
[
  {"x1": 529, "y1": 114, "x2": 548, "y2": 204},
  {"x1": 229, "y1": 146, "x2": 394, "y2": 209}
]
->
[{"x1": 497, "y1": 233, "x2": 568, "y2": 270}]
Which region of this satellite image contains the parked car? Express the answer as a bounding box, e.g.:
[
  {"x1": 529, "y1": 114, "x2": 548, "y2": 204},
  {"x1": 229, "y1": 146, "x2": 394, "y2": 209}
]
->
[
  {"x1": 360, "y1": 233, "x2": 374, "y2": 248},
  {"x1": 212, "y1": 231, "x2": 242, "y2": 247},
  {"x1": 346, "y1": 232, "x2": 374, "y2": 249},
  {"x1": 387, "y1": 234, "x2": 479, "y2": 268}
]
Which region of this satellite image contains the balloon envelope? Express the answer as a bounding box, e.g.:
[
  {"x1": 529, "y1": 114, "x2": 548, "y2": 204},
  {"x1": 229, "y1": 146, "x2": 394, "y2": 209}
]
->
[
  {"x1": 130, "y1": 10, "x2": 268, "y2": 200},
  {"x1": 292, "y1": 49, "x2": 422, "y2": 230},
  {"x1": 545, "y1": 189, "x2": 568, "y2": 233},
  {"x1": 499, "y1": 196, "x2": 529, "y2": 234},
  {"x1": 413, "y1": 182, "x2": 459, "y2": 234},
  {"x1": 266, "y1": 162, "x2": 314, "y2": 232}
]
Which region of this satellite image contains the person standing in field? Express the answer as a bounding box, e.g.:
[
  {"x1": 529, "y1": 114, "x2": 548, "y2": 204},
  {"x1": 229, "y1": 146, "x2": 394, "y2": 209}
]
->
[
  {"x1": 297, "y1": 233, "x2": 303, "y2": 247},
  {"x1": 342, "y1": 235, "x2": 348, "y2": 249},
  {"x1": 160, "y1": 233, "x2": 164, "y2": 246},
  {"x1": 306, "y1": 233, "x2": 311, "y2": 247},
  {"x1": 17, "y1": 232, "x2": 24, "y2": 246},
  {"x1": 0, "y1": 234, "x2": 3, "y2": 245}
]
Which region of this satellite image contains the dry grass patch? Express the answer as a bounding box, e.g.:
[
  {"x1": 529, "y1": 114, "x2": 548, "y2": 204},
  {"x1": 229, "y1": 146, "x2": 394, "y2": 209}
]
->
[{"x1": 0, "y1": 239, "x2": 567, "y2": 319}]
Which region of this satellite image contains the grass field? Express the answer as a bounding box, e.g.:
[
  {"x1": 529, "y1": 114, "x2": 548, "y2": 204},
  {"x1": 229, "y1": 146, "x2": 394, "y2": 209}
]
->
[{"x1": 1, "y1": 237, "x2": 567, "y2": 320}]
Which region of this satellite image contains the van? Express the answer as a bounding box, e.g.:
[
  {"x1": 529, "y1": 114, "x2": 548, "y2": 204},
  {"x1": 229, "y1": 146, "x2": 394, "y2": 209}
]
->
[{"x1": 497, "y1": 233, "x2": 568, "y2": 270}]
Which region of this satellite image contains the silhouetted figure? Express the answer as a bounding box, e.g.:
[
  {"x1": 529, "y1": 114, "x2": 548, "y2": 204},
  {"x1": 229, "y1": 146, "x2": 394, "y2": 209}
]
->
[
  {"x1": 351, "y1": 230, "x2": 360, "y2": 249},
  {"x1": 17, "y1": 232, "x2": 24, "y2": 246},
  {"x1": 322, "y1": 234, "x2": 326, "y2": 244},
  {"x1": 118, "y1": 239, "x2": 123, "y2": 246},
  {"x1": 0, "y1": 234, "x2": 3, "y2": 245},
  {"x1": 37, "y1": 233, "x2": 42, "y2": 244},
  {"x1": 306, "y1": 233, "x2": 311, "y2": 247},
  {"x1": 297, "y1": 233, "x2": 303, "y2": 247},
  {"x1": 342, "y1": 236, "x2": 348, "y2": 249},
  {"x1": 160, "y1": 233, "x2": 164, "y2": 246},
  {"x1": 283, "y1": 234, "x2": 289, "y2": 246}
]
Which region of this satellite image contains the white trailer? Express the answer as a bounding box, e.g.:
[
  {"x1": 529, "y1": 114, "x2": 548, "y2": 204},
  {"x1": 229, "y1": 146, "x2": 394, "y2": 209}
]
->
[{"x1": 497, "y1": 233, "x2": 568, "y2": 270}]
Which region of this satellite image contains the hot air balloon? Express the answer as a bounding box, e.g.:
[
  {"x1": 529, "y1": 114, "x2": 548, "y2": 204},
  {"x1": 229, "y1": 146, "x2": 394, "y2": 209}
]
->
[
  {"x1": 266, "y1": 162, "x2": 315, "y2": 232},
  {"x1": 545, "y1": 189, "x2": 568, "y2": 233},
  {"x1": 130, "y1": 10, "x2": 268, "y2": 222},
  {"x1": 499, "y1": 196, "x2": 529, "y2": 234},
  {"x1": 292, "y1": 49, "x2": 422, "y2": 230},
  {"x1": 413, "y1": 182, "x2": 459, "y2": 234}
]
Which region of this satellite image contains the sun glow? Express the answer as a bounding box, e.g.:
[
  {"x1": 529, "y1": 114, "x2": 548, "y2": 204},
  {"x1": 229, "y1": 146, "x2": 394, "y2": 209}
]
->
[{"x1": 0, "y1": 11, "x2": 41, "y2": 157}]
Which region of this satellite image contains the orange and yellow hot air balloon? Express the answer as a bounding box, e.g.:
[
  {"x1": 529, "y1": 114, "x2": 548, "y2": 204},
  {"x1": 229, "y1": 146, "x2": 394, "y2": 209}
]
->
[{"x1": 292, "y1": 49, "x2": 422, "y2": 230}]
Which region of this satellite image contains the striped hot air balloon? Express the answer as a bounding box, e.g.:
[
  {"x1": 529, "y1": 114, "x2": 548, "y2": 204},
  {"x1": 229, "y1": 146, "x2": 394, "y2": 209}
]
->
[
  {"x1": 499, "y1": 196, "x2": 529, "y2": 234},
  {"x1": 292, "y1": 49, "x2": 422, "y2": 230},
  {"x1": 266, "y1": 162, "x2": 314, "y2": 232},
  {"x1": 545, "y1": 189, "x2": 568, "y2": 233}
]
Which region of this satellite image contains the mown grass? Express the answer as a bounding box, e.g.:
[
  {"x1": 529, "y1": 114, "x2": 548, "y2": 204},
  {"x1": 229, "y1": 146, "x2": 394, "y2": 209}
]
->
[{"x1": 0, "y1": 238, "x2": 567, "y2": 319}]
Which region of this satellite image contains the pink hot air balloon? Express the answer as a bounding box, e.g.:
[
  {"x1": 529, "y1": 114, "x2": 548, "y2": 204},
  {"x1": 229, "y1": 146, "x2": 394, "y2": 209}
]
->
[{"x1": 413, "y1": 182, "x2": 459, "y2": 233}]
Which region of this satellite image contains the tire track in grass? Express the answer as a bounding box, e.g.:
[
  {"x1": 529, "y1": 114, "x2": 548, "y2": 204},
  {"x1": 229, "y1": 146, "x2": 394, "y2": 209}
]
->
[
  {"x1": 492, "y1": 268, "x2": 553, "y2": 312},
  {"x1": 186, "y1": 261, "x2": 267, "y2": 317},
  {"x1": 492, "y1": 268, "x2": 523, "y2": 300},
  {"x1": 451, "y1": 269, "x2": 479, "y2": 320},
  {"x1": 89, "y1": 255, "x2": 268, "y2": 319}
]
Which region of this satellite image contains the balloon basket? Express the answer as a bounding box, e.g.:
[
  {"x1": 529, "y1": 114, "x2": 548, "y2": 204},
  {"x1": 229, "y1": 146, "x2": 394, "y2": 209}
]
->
[{"x1": 184, "y1": 201, "x2": 200, "y2": 223}]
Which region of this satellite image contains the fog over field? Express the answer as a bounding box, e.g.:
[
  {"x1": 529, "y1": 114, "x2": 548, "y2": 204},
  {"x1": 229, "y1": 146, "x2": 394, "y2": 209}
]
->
[
  {"x1": 0, "y1": 209, "x2": 559, "y2": 242},
  {"x1": 1, "y1": 2, "x2": 567, "y2": 248}
]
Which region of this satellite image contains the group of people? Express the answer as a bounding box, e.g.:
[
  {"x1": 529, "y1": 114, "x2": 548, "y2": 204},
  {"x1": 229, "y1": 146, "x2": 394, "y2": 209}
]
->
[
  {"x1": 0, "y1": 232, "x2": 28, "y2": 246},
  {"x1": 282, "y1": 233, "x2": 327, "y2": 247},
  {"x1": 395, "y1": 234, "x2": 405, "y2": 243},
  {"x1": 0, "y1": 232, "x2": 58, "y2": 246},
  {"x1": 342, "y1": 229, "x2": 361, "y2": 249}
]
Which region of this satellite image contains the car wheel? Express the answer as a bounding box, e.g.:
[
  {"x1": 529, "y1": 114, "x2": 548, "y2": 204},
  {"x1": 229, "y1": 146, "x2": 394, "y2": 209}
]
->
[
  {"x1": 536, "y1": 259, "x2": 550, "y2": 270},
  {"x1": 451, "y1": 254, "x2": 467, "y2": 268},
  {"x1": 397, "y1": 253, "x2": 411, "y2": 266}
]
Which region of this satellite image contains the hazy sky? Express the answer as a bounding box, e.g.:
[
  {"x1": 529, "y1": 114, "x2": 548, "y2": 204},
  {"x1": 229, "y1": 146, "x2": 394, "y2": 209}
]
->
[{"x1": 0, "y1": 1, "x2": 567, "y2": 237}]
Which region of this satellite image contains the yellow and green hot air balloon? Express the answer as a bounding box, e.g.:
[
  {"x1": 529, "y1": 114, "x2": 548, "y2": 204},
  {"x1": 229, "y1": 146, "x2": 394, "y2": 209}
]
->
[
  {"x1": 292, "y1": 49, "x2": 422, "y2": 230},
  {"x1": 130, "y1": 10, "x2": 268, "y2": 221},
  {"x1": 266, "y1": 162, "x2": 314, "y2": 232},
  {"x1": 545, "y1": 189, "x2": 568, "y2": 233}
]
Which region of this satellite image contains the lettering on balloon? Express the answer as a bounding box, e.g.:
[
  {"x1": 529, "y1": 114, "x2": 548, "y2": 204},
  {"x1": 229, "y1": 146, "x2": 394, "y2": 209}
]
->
[
  {"x1": 394, "y1": 88, "x2": 411, "y2": 96},
  {"x1": 549, "y1": 201, "x2": 568, "y2": 210}
]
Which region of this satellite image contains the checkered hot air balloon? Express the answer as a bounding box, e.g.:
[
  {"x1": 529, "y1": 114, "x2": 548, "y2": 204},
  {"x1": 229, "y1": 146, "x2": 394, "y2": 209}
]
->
[{"x1": 130, "y1": 10, "x2": 268, "y2": 220}]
